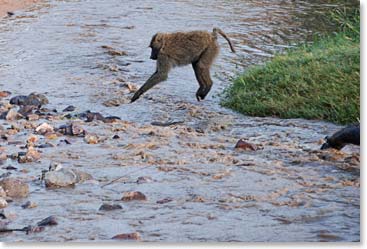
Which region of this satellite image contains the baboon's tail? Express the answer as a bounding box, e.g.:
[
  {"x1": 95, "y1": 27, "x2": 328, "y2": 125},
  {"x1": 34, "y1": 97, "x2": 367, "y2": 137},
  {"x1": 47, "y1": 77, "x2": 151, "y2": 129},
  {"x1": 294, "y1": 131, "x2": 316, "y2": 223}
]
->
[{"x1": 213, "y1": 28, "x2": 236, "y2": 53}]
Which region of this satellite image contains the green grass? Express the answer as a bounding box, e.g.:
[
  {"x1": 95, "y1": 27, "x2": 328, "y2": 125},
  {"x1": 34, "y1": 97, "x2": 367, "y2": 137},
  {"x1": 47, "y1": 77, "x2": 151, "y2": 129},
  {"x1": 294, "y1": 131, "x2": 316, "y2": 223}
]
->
[{"x1": 221, "y1": 8, "x2": 360, "y2": 125}]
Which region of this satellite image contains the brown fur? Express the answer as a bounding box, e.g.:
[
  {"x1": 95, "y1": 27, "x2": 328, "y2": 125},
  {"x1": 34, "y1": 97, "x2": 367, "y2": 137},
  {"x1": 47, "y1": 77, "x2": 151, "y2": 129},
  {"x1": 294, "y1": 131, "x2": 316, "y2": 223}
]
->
[{"x1": 131, "y1": 28, "x2": 235, "y2": 102}]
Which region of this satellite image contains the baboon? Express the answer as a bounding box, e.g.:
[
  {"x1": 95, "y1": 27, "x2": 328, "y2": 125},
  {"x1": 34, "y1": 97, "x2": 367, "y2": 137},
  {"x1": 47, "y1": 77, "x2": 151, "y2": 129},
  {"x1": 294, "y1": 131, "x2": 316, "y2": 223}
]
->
[
  {"x1": 321, "y1": 123, "x2": 360, "y2": 150},
  {"x1": 130, "y1": 28, "x2": 235, "y2": 102}
]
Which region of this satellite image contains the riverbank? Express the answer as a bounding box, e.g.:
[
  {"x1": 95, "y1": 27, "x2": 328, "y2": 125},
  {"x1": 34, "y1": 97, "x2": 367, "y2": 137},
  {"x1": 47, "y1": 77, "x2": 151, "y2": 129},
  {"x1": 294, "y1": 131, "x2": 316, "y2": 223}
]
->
[
  {"x1": 0, "y1": 0, "x2": 40, "y2": 17},
  {"x1": 221, "y1": 8, "x2": 360, "y2": 125}
]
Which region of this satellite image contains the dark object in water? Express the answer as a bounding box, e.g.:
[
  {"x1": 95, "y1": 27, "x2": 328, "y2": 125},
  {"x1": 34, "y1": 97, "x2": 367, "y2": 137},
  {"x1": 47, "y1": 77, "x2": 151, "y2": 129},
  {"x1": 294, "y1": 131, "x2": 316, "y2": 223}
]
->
[
  {"x1": 37, "y1": 216, "x2": 58, "y2": 227},
  {"x1": 62, "y1": 105, "x2": 76, "y2": 112},
  {"x1": 10, "y1": 93, "x2": 48, "y2": 108},
  {"x1": 321, "y1": 123, "x2": 360, "y2": 150}
]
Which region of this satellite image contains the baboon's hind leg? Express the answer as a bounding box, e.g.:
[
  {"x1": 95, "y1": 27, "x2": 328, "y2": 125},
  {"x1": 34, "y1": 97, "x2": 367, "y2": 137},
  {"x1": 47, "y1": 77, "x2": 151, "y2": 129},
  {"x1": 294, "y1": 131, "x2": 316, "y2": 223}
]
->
[{"x1": 192, "y1": 47, "x2": 218, "y2": 101}]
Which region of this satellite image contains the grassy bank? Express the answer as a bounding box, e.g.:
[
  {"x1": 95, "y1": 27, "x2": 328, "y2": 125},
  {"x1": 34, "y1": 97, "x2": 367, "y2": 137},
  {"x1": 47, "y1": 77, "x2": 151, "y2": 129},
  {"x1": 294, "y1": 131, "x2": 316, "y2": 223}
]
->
[{"x1": 221, "y1": 8, "x2": 360, "y2": 125}]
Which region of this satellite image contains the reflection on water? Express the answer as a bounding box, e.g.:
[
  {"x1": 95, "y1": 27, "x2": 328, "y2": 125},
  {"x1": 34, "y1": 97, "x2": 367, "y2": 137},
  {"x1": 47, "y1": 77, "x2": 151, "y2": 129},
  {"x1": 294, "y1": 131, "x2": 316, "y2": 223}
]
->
[{"x1": 0, "y1": 0, "x2": 359, "y2": 242}]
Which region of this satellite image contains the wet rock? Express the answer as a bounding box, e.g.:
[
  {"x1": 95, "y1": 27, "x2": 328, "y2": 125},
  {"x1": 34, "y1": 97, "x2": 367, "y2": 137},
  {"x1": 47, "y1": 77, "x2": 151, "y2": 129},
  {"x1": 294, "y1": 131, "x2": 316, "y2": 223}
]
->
[
  {"x1": 5, "y1": 108, "x2": 22, "y2": 121},
  {"x1": 235, "y1": 139, "x2": 257, "y2": 151},
  {"x1": 18, "y1": 147, "x2": 41, "y2": 163},
  {"x1": 44, "y1": 168, "x2": 78, "y2": 188},
  {"x1": 101, "y1": 45, "x2": 128, "y2": 56},
  {"x1": 58, "y1": 123, "x2": 85, "y2": 136},
  {"x1": 103, "y1": 97, "x2": 129, "y2": 107},
  {"x1": 0, "y1": 186, "x2": 6, "y2": 197},
  {"x1": 121, "y1": 191, "x2": 147, "y2": 201},
  {"x1": 136, "y1": 176, "x2": 152, "y2": 184},
  {"x1": 0, "y1": 198, "x2": 8, "y2": 208},
  {"x1": 0, "y1": 152, "x2": 7, "y2": 161},
  {"x1": 86, "y1": 112, "x2": 104, "y2": 122},
  {"x1": 103, "y1": 116, "x2": 121, "y2": 123},
  {"x1": 0, "y1": 178, "x2": 29, "y2": 198},
  {"x1": 26, "y1": 114, "x2": 39, "y2": 121},
  {"x1": 37, "y1": 216, "x2": 58, "y2": 226},
  {"x1": 112, "y1": 232, "x2": 141, "y2": 240},
  {"x1": 112, "y1": 134, "x2": 120, "y2": 139},
  {"x1": 10, "y1": 93, "x2": 48, "y2": 107},
  {"x1": 35, "y1": 123, "x2": 54, "y2": 135},
  {"x1": 84, "y1": 134, "x2": 99, "y2": 144},
  {"x1": 63, "y1": 105, "x2": 76, "y2": 112},
  {"x1": 156, "y1": 197, "x2": 173, "y2": 204},
  {"x1": 0, "y1": 91, "x2": 11, "y2": 98},
  {"x1": 37, "y1": 143, "x2": 55, "y2": 149},
  {"x1": 99, "y1": 203, "x2": 122, "y2": 211},
  {"x1": 44, "y1": 163, "x2": 92, "y2": 188},
  {"x1": 321, "y1": 123, "x2": 360, "y2": 150},
  {"x1": 18, "y1": 105, "x2": 37, "y2": 116},
  {"x1": 21, "y1": 201, "x2": 37, "y2": 209}
]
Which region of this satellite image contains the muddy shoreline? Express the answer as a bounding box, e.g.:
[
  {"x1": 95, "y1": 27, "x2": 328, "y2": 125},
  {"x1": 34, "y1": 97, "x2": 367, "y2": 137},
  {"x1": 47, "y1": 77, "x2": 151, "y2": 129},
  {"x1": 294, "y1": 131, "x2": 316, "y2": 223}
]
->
[{"x1": 0, "y1": 0, "x2": 41, "y2": 17}]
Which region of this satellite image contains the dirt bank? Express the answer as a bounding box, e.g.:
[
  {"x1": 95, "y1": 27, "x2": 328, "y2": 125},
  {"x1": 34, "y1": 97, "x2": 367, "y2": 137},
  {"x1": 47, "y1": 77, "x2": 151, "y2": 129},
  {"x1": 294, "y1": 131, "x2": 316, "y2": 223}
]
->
[{"x1": 0, "y1": 0, "x2": 40, "y2": 17}]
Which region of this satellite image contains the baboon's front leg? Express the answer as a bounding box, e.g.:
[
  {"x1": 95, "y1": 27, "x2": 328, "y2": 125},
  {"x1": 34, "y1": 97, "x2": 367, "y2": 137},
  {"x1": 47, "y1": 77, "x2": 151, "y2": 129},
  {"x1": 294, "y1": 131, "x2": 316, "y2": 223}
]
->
[{"x1": 131, "y1": 56, "x2": 171, "y2": 102}]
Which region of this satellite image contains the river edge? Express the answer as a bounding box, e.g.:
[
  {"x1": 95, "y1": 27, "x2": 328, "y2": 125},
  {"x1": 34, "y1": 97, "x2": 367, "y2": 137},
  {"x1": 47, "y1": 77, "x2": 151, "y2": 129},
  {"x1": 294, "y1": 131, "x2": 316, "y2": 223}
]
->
[{"x1": 0, "y1": 0, "x2": 41, "y2": 17}]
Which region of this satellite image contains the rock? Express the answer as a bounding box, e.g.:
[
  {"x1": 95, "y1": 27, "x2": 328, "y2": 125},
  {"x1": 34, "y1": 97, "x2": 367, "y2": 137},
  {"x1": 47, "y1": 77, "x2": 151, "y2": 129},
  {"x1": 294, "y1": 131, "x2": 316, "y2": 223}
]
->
[
  {"x1": 99, "y1": 203, "x2": 122, "y2": 211},
  {"x1": 35, "y1": 123, "x2": 54, "y2": 135},
  {"x1": 44, "y1": 168, "x2": 78, "y2": 188},
  {"x1": 0, "y1": 178, "x2": 29, "y2": 198},
  {"x1": 18, "y1": 147, "x2": 41, "y2": 163},
  {"x1": 156, "y1": 197, "x2": 173, "y2": 204},
  {"x1": 112, "y1": 135, "x2": 120, "y2": 139},
  {"x1": 103, "y1": 98, "x2": 129, "y2": 107},
  {"x1": 0, "y1": 91, "x2": 11, "y2": 98},
  {"x1": 112, "y1": 232, "x2": 141, "y2": 240},
  {"x1": 86, "y1": 112, "x2": 104, "y2": 122},
  {"x1": 0, "y1": 198, "x2": 8, "y2": 209},
  {"x1": 0, "y1": 152, "x2": 7, "y2": 161},
  {"x1": 18, "y1": 105, "x2": 37, "y2": 116},
  {"x1": 136, "y1": 176, "x2": 152, "y2": 184},
  {"x1": 37, "y1": 216, "x2": 58, "y2": 226},
  {"x1": 121, "y1": 191, "x2": 147, "y2": 201},
  {"x1": 234, "y1": 139, "x2": 257, "y2": 151},
  {"x1": 5, "y1": 108, "x2": 22, "y2": 121},
  {"x1": 26, "y1": 114, "x2": 39, "y2": 121},
  {"x1": 10, "y1": 93, "x2": 48, "y2": 107},
  {"x1": 44, "y1": 163, "x2": 92, "y2": 187},
  {"x1": 27, "y1": 135, "x2": 38, "y2": 144},
  {"x1": 58, "y1": 123, "x2": 85, "y2": 136},
  {"x1": 103, "y1": 116, "x2": 121, "y2": 123},
  {"x1": 84, "y1": 134, "x2": 99, "y2": 144},
  {"x1": 0, "y1": 186, "x2": 6, "y2": 197},
  {"x1": 72, "y1": 169, "x2": 93, "y2": 183},
  {"x1": 101, "y1": 45, "x2": 128, "y2": 56},
  {"x1": 21, "y1": 201, "x2": 37, "y2": 209},
  {"x1": 62, "y1": 105, "x2": 76, "y2": 112}
]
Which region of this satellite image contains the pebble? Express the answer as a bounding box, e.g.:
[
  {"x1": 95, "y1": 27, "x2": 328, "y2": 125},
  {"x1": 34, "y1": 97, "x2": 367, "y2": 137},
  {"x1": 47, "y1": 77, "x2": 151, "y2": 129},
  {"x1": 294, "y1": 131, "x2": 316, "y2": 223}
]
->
[
  {"x1": 35, "y1": 123, "x2": 54, "y2": 135},
  {"x1": 0, "y1": 198, "x2": 8, "y2": 208},
  {"x1": 234, "y1": 139, "x2": 258, "y2": 151},
  {"x1": 99, "y1": 203, "x2": 123, "y2": 211},
  {"x1": 21, "y1": 201, "x2": 37, "y2": 209},
  {"x1": 84, "y1": 134, "x2": 99, "y2": 144},
  {"x1": 63, "y1": 105, "x2": 76, "y2": 112},
  {"x1": 6, "y1": 108, "x2": 22, "y2": 121},
  {"x1": 37, "y1": 216, "x2": 58, "y2": 226},
  {"x1": 121, "y1": 191, "x2": 147, "y2": 201},
  {"x1": 112, "y1": 232, "x2": 141, "y2": 240}
]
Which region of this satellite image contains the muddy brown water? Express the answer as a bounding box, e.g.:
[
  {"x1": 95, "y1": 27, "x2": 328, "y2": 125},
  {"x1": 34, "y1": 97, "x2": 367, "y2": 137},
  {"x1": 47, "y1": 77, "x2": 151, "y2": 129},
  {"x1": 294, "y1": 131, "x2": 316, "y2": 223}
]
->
[{"x1": 0, "y1": 0, "x2": 360, "y2": 242}]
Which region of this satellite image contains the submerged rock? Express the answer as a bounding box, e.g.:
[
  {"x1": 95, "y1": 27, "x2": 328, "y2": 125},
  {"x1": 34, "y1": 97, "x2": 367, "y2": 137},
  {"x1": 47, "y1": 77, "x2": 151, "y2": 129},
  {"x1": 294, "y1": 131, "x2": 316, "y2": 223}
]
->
[
  {"x1": 0, "y1": 178, "x2": 29, "y2": 198},
  {"x1": 112, "y1": 232, "x2": 141, "y2": 240},
  {"x1": 99, "y1": 203, "x2": 123, "y2": 211},
  {"x1": 37, "y1": 216, "x2": 58, "y2": 226},
  {"x1": 121, "y1": 191, "x2": 147, "y2": 201},
  {"x1": 58, "y1": 123, "x2": 85, "y2": 136},
  {"x1": 234, "y1": 139, "x2": 257, "y2": 151},
  {"x1": 62, "y1": 105, "x2": 76, "y2": 112},
  {"x1": 10, "y1": 93, "x2": 48, "y2": 107}
]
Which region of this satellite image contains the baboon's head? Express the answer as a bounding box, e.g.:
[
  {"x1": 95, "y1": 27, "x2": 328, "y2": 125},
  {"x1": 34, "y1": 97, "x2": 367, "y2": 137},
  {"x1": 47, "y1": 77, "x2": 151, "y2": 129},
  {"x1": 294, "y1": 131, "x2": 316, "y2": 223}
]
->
[{"x1": 149, "y1": 33, "x2": 165, "y2": 60}]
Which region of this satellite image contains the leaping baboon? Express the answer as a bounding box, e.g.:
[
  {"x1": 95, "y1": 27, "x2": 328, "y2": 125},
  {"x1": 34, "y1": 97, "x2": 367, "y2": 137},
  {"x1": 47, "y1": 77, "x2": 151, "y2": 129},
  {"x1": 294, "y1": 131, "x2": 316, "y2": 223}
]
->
[{"x1": 130, "y1": 28, "x2": 235, "y2": 102}]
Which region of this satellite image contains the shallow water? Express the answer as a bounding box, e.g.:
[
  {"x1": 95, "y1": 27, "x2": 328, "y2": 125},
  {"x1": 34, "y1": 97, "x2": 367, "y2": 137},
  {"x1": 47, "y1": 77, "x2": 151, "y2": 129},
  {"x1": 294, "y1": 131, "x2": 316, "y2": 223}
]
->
[{"x1": 0, "y1": 0, "x2": 359, "y2": 242}]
